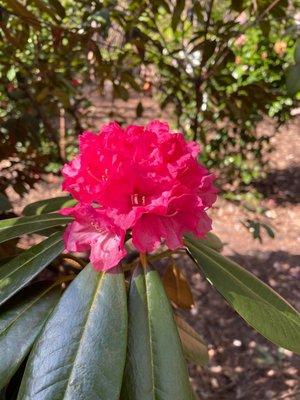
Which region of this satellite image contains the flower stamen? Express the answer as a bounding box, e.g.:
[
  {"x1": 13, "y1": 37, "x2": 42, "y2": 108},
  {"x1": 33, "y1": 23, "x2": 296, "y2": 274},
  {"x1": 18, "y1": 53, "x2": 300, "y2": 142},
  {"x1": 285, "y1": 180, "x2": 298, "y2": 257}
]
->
[{"x1": 131, "y1": 193, "x2": 146, "y2": 206}]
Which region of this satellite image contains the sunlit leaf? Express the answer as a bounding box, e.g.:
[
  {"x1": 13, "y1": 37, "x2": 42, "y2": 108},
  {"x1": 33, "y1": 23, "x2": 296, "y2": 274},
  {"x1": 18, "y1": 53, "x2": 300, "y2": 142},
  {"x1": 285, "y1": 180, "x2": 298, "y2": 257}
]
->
[
  {"x1": 23, "y1": 196, "x2": 76, "y2": 216},
  {"x1": 31, "y1": 0, "x2": 59, "y2": 21},
  {"x1": 18, "y1": 265, "x2": 127, "y2": 400},
  {"x1": 0, "y1": 232, "x2": 63, "y2": 306},
  {"x1": 185, "y1": 236, "x2": 300, "y2": 354},
  {"x1": 0, "y1": 213, "x2": 72, "y2": 244}
]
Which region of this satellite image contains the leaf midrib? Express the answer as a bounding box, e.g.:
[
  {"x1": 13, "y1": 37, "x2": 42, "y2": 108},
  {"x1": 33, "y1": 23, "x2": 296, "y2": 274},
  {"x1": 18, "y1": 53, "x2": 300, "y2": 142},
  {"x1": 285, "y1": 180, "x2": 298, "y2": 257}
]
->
[
  {"x1": 0, "y1": 215, "x2": 71, "y2": 231},
  {"x1": 62, "y1": 272, "x2": 105, "y2": 398},
  {"x1": 144, "y1": 272, "x2": 156, "y2": 400},
  {"x1": 0, "y1": 285, "x2": 57, "y2": 337},
  {"x1": 0, "y1": 234, "x2": 62, "y2": 282},
  {"x1": 187, "y1": 240, "x2": 300, "y2": 328},
  {"x1": 192, "y1": 239, "x2": 300, "y2": 312}
]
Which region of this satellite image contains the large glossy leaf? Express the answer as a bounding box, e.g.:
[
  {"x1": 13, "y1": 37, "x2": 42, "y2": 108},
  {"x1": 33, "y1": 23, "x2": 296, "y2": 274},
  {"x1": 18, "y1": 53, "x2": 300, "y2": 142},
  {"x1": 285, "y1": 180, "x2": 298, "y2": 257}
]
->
[
  {"x1": 23, "y1": 196, "x2": 76, "y2": 216},
  {"x1": 174, "y1": 314, "x2": 208, "y2": 366},
  {"x1": 0, "y1": 232, "x2": 63, "y2": 306},
  {"x1": 122, "y1": 264, "x2": 193, "y2": 400},
  {"x1": 185, "y1": 236, "x2": 300, "y2": 354},
  {"x1": 0, "y1": 282, "x2": 61, "y2": 389},
  {"x1": 18, "y1": 265, "x2": 127, "y2": 400},
  {"x1": 0, "y1": 213, "x2": 72, "y2": 243}
]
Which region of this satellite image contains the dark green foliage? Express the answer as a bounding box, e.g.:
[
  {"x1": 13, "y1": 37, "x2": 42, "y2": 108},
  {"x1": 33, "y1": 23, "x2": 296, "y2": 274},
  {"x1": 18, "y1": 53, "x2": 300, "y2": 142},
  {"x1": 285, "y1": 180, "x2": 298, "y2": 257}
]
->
[{"x1": 0, "y1": 0, "x2": 299, "y2": 196}]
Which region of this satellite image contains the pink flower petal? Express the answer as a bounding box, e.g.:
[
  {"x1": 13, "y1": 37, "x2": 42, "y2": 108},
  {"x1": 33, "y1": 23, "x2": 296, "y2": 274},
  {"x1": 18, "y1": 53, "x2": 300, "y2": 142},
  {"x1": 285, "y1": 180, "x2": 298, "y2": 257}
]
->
[{"x1": 60, "y1": 204, "x2": 126, "y2": 271}]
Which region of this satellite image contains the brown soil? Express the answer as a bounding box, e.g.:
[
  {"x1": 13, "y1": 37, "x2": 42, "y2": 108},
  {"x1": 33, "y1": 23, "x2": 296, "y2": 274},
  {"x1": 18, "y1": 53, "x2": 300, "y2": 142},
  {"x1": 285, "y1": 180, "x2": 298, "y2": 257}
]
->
[{"x1": 7, "y1": 97, "x2": 300, "y2": 400}]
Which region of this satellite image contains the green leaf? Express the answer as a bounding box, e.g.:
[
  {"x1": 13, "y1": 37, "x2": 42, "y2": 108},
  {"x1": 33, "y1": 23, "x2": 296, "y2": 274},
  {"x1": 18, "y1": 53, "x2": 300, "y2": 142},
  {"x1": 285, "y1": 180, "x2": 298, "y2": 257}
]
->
[
  {"x1": 185, "y1": 236, "x2": 300, "y2": 354},
  {"x1": 174, "y1": 314, "x2": 209, "y2": 366},
  {"x1": 0, "y1": 213, "x2": 72, "y2": 244},
  {"x1": 199, "y1": 232, "x2": 223, "y2": 252},
  {"x1": 31, "y1": 0, "x2": 59, "y2": 22},
  {"x1": 286, "y1": 63, "x2": 300, "y2": 96},
  {"x1": 0, "y1": 232, "x2": 63, "y2": 306},
  {"x1": 171, "y1": 0, "x2": 185, "y2": 31},
  {"x1": 23, "y1": 196, "x2": 76, "y2": 216},
  {"x1": 294, "y1": 40, "x2": 300, "y2": 63},
  {"x1": 18, "y1": 265, "x2": 127, "y2": 400},
  {"x1": 122, "y1": 264, "x2": 194, "y2": 400},
  {"x1": 0, "y1": 282, "x2": 61, "y2": 389},
  {"x1": 0, "y1": 194, "x2": 12, "y2": 213},
  {"x1": 6, "y1": 67, "x2": 16, "y2": 81}
]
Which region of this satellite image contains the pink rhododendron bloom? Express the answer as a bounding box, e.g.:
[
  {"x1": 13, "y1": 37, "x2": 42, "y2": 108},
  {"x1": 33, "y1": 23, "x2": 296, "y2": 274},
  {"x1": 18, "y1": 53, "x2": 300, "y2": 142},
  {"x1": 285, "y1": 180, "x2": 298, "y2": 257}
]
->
[
  {"x1": 61, "y1": 120, "x2": 217, "y2": 270},
  {"x1": 60, "y1": 204, "x2": 126, "y2": 271}
]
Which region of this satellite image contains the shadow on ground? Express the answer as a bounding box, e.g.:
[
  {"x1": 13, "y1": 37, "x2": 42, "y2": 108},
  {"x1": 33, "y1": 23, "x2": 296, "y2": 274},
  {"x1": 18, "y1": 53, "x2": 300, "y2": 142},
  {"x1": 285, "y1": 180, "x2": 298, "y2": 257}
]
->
[{"x1": 255, "y1": 166, "x2": 300, "y2": 205}]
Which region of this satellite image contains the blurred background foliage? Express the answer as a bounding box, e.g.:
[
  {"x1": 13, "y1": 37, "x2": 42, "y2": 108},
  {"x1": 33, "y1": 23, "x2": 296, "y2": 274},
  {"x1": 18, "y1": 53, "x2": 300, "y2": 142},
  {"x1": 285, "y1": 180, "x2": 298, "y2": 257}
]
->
[{"x1": 0, "y1": 0, "x2": 300, "y2": 198}]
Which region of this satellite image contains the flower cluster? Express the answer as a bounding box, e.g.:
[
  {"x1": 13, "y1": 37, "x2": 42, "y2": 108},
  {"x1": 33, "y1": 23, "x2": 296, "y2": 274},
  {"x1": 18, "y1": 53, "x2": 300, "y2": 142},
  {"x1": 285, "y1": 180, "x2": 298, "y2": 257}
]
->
[{"x1": 61, "y1": 121, "x2": 217, "y2": 270}]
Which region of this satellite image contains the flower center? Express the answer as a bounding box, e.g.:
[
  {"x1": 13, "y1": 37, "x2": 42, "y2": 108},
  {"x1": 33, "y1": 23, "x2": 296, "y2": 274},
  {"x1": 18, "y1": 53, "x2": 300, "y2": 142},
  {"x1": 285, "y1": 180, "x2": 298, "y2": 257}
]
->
[
  {"x1": 90, "y1": 221, "x2": 105, "y2": 233},
  {"x1": 131, "y1": 193, "x2": 146, "y2": 206}
]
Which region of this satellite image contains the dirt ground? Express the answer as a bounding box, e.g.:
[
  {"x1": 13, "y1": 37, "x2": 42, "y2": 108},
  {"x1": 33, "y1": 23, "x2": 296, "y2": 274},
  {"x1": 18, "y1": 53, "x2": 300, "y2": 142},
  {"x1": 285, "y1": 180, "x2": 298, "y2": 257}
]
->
[{"x1": 7, "y1": 98, "x2": 300, "y2": 399}]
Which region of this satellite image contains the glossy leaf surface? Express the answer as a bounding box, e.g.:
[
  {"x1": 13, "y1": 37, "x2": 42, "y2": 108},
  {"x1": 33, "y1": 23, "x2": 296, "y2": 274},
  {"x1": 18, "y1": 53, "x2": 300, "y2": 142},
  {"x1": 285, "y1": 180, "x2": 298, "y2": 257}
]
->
[
  {"x1": 23, "y1": 196, "x2": 76, "y2": 216},
  {"x1": 185, "y1": 236, "x2": 300, "y2": 354},
  {"x1": 0, "y1": 282, "x2": 61, "y2": 389},
  {"x1": 18, "y1": 265, "x2": 127, "y2": 400},
  {"x1": 122, "y1": 264, "x2": 193, "y2": 400},
  {"x1": 0, "y1": 232, "x2": 63, "y2": 306},
  {"x1": 0, "y1": 213, "x2": 72, "y2": 244}
]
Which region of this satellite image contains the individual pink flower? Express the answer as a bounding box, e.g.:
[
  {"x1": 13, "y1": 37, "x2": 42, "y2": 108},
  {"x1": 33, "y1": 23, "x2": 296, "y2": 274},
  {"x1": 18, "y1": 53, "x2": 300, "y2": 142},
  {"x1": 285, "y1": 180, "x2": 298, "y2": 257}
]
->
[
  {"x1": 60, "y1": 204, "x2": 126, "y2": 271},
  {"x1": 61, "y1": 120, "x2": 217, "y2": 270}
]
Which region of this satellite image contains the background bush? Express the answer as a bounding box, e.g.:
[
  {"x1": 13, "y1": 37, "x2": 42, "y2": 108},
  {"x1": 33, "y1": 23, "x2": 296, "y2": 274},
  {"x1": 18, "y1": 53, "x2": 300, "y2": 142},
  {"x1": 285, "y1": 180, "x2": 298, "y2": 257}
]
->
[{"x1": 0, "y1": 0, "x2": 299, "y2": 197}]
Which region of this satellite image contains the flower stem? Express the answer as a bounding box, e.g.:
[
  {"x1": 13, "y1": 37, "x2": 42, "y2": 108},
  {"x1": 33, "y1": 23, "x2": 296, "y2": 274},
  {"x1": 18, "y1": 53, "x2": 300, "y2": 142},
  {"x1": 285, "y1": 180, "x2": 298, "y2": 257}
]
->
[{"x1": 139, "y1": 252, "x2": 148, "y2": 268}]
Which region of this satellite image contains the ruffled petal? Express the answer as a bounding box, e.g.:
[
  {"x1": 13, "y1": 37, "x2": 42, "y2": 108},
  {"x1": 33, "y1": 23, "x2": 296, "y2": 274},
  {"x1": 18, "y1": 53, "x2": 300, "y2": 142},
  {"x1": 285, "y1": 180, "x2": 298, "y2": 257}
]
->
[
  {"x1": 61, "y1": 120, "x2": 217, "y2": 257},
  {"x1": 132, "y1": 214, "x2": 183, "y2": 253},
  {"x1": 62, "y1": 221, "x2": 97, "y2": 252},
  {"x1": 90, "y1": 231, "x2": 126, "y2": 271},
  {"x1": 60, "y1": 204, "x2": 126, "y2": 271}
]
